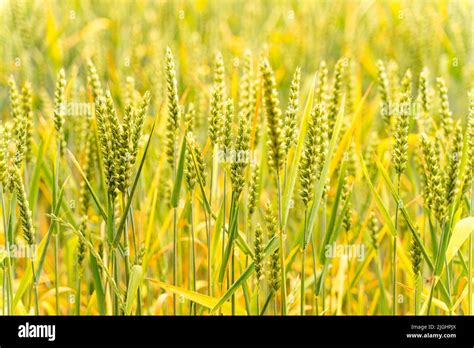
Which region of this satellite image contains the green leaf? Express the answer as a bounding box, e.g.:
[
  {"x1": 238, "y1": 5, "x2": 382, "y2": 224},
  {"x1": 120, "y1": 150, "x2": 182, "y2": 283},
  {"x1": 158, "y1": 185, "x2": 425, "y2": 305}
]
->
[
  {"x1": 218, "y1": 193, "x2": 239, "y2": 283},
  {"x1": 113, "y1": 114, "x2": 158, "y2": 247},
  {"x1": 68, "y1": 149, "x2": 107, "y2": 220},
  {"x1": 29, "y1": 137, "x2": 46, "y2": 212},
  {"x1": 89, "y1": 250, "x2": 106, "y2": 315},
  {"x1": 371, "y1": 155, "x2": 433, "y2": 264},
  {"x1": 306, "y1": 96, "x2": 345, "y2": 243},
  {"x1": 371, "y1": 155, "x2": 453, "y2": 307},
  {"x1": 358, "y1": 153, "x2": 397, "y2": 238},
  {"x1": 210, "y1": 235, "x2": 279, "y2": 313},
  {"x1": 319, "y1": 162, "x2": 347, "y2": 263},
  {"x1": 188, "y1": 136, "x2": 212, "y2": 215},
  {"x1": 282, "y1": 74, "x2": 316, "y2": 228},
  {"x1": 36, "y1": 182, "x2": 65, "y2": 281}
]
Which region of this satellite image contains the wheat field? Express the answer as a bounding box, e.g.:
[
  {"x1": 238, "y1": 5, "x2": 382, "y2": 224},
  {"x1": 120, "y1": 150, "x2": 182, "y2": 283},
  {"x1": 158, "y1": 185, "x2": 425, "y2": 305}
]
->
[{"x1": 0, "y1": 0, "x2": 473, "y2": 316}]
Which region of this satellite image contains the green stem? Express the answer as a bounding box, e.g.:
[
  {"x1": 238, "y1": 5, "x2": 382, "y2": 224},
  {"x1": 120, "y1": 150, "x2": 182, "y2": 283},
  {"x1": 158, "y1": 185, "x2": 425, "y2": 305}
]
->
[
  {"x1": 300, "y1": 209, "x2": 307, "y2": 315},
  {"x1": 427, "y1": 219, "x2": 447, "y2": 314},
  {"x1": 126, "y1": 195, "x2": 141, "y2": 315},
  {"x1": 30, "y1": 246, "x2": 39, "y2": 315},
  {"x1": 122, "y1": 195, "x2": 130, "y2": 290},
  {"x1": 75, "y1": 272, "x2": 82, "y2": 315},
  {"x1": 260, "y1": 291, "x2": 273, "y2": 316},
  {"x1": 172, "y1": 205, "x2": 177, "y2": 314},
  {"x1": 53, "y1": 141, "x2": 61, "y2": 315},
  {"x1": 172, "y1": 138, "x2": 177, "y2": 314},
  {"x1": 107, "y1": 194, "x2": 118, "y2": 315},
  {"x1": 54, "y1": 234, "x2": 59, "y2": 314},
  {"x1": 393, "y1": 175, "x2": 401, "y2": 315},
  {"x1": 256, "y1": 283, "x2": 260, "y2": 315},
  {"x1": 231, "y1": 244, "x2": 235, "y2": 315},
  {"x1": 1, "y1": 188, "x2": 12, "y2": 315},
  {"x1": 190, "y1": 196, "x2": 196, "y2": 315},
  {"x1": 311, "y1": 233, "x2": 317, "y2": 315},
  {"x1": 469, "y1": 183, "x2": 473, "y2": 314},
  {"x1": 414, "y1": 274, "x2": 421, "y2": 315},
  {"x1": 222, "y1": 171, "x2": 227, "y2": 291},
  {"x1": 276, "y1": 170, "x2": 287, "y2": 315},
  {"x1": 208, "y1": 147, "x2": 216, "y2": 298},
  {"x1": 204, "y1": 207, "x2": 211, "y2": 297},
  {"x1": 374, "y1": 250, "x2": 388, "y2": 314},
  {"x1": 470, "y1": 231, "x2": 473, "y2": 315}
]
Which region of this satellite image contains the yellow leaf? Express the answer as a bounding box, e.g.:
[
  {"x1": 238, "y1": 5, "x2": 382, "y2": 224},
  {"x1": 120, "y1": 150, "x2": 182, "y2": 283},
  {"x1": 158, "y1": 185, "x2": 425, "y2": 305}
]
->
[
  {"x1": 146, "y1": 278, "x2": 246, "y2": 315},
  {"x1": 446, "y1": 217, "x2": 474, "y2": 263},
  {"x1": 125, "y1": 265, "x2": 144, "y2": 315}
]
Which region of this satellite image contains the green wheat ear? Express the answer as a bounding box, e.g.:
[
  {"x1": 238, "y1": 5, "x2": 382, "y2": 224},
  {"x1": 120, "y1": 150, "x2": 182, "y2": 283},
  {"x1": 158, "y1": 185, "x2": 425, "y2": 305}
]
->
[
  {"x1": 0, "y1": 126, "x2": 7, "y2": 187},
  {"x1": 260, "y1": 58, "x2": 285, "y2": 172},
  {"x1": 21, "y1": 81, "x2": 33, "y2": 163},
  {"x1": 417, "y1": 68, "x2": 431, "y2": 133},
  {"x1": 165, "y1": 47, "x2": 180, "y2": 168},
  {"x1": 341, "y1": 174, "x2": 353, "y2": 233},
  {"x1": 9, "y1": 76, "x2": 26, "y2": 166},
  {"x1": 213, "y1": 51, "x2": 226, "y2": 99},
  {"x1": 76, "y1": 216, "x2": 88, "y2": 277},
  {"x1": 436, "y1": 77, "x2": 453, "y2": 139},
  {"x1": 222, "y1": 98, "x2": 233, "y2": 154},
  {"x1": 462, "y1": 90, "x2": 474, "y2": 194},
  {"x1": 12, "y1": 165, "x2": 34, "y2": 245},
  {"x1": 284, "y1": 66, "x2": 301, "y2": 155},
  {"x1": 392, "y1": 69, "x2": 412, "y2": 176},
  {"x1": 299, "y1": 105, "x2": 320, "y2": 208},
  {"x1": 239, "y1": 50, "x2": 256, "y2": 117},
  {"x1": 247, "y1": 164, "x2": 260, "y2": 221},
  {"x1": 315, "y1": 60, "x2": 328, "y2": 104},
  {"x1": 327, "y1": 58, "x2": 346, "y2": 137},
  {"x1": 264, "y1": 201, "x2": 280, "y2": 293},
  {"x1": 209, "y1": 85, "x2": 223, "y2": 146},
  {"x1": 410, "y1": 228, "x2": 422, "y2": 278},
  {"x1": 420, "y1": 134, "x2": 445, "y2": 222},
  {"x1": 184, "y1": 103, "x2": 195, "y2": 133},
  {"x1": 368, "y1": 211, "x2": 379, "y2": 250},
  {"x1": 86, "y1": 60, "x2": 103, "y2": 101},
  {"x1": 54, "y1": 68, "x2": 67, "y2": 155},
  {"x1": 185, "y1": 133, "x2": 197, "y2": 191},
  {"x1": 129, "y1": 91, "x2": 151, "y2": 176},
  {"x1": 185, "y1": 133, "x2": 207, "y2": 193},
  {"x1": 8, "y1": 76, "x2": 21, "y2": 135},
  {"x1": 376, "y1": 60, "x2": 391, "y2": 132},
  {"x1": 125, "y1": 76, "x2": 137, "y2": 110},
  {"x1": 105, "y1": 90, "x2": 123, "y2": 191},
  {"x1": 230, "y1": 110, "x2": 250, "y2": 197},
  {"x1": 387, "y1": 60, "x2": 400, "y2": 102},
  {"x1": 345, "y1": 59, "x2": 357, "y2": 116},
  {"x1": 254, "y1": 224, "x2": 264, "y2": 282},
  {"x1": 444, "y1": 122, "x2": 462, "y2": 206},
  {"x1": 95, "y1": 96, "x2": 117, "y2": 197}
]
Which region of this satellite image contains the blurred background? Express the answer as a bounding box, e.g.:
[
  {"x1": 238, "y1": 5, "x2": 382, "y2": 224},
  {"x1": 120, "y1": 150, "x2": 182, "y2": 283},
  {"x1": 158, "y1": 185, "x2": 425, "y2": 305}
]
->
[{"x1": 1, "y1": 0, "x2": 472, "y2": 116}]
